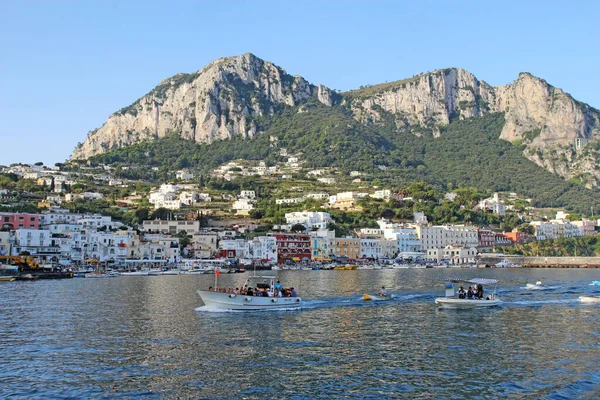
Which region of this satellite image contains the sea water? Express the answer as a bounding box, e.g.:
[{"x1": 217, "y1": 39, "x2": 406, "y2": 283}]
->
[{"x1": 1, "y1": 268, "x2": 599, "y2": 399}]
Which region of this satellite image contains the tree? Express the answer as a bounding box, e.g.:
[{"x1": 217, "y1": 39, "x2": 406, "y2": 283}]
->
[
  {"x1": 151, "y1": 207, "x2": 170, "y2": 220},
  {"x1": 134, "y1": 208, "x2": 150, "y2": 224},
  {"x1": 178, "y1": 231, "x2": 191, "y2": 250},
  {"x1": 249, "y1": 209, "x2": 265, "y2": 220},
  {"x1": 517, "y1": 223, "x2": 535, "y2": 235},
  {"x1": 291, "y1": 223, "x2": 306, "y2": 233}
]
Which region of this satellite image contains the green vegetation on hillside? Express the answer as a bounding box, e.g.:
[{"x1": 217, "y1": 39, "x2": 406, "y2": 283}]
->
[
  {"x1": 90, "y1": 101, "x2": 600, "y2": 214},
  {"x1": 503, "y1": 235, "x2": 600, "y2": 257}
]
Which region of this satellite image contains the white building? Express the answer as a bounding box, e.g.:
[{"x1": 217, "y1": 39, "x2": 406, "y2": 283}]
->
[
  {"x1": 142, "y1": 220, "x2": 200, "y2": 235},
  {"x1": 478, "y1": 193, "x2": 506, "y2": 216},
  {"x1": 416, "y1": 225, "x2": 479, "y2": 250},
  {"x1": 248, "y1": 236, "x2": 277, "y2": 262},
  {"x1": 285, "y1": 212, "x2": 333, "y2": 230},
  {"x1": 179, "y1": 191, "x2": 199, "y2": 205},
  {"x1": 0, "y1": 231, "x2": 11, "y2": 255},
  {"x1": 232, "y1": 198, "x2": 255, "y2": 215},
  {"x1": 370, "y1": 189, "x2": 391, "y2": 200},
  {"x1": 39, "y1": 211, "x2": 82, "y2": 226},
  {"x1": 65, "y1": 192, "x2": 104, "y2": 201},
  {"x1": 305, "y1": 193, "x2": 329, "y2": 200},
  {"x1": 219, "y1": 239, "x2": 250, "y2": 259},
  {"x1": 426, "y1": 245, "x2": 477, "y2": 265},
  {"x1": 176, "y1": 170, "x2": 195, "y2": 181},
  {"x1": 376, "y1": 219, "x2": 421, "y2": 253},
  {"x1": 275, "y1": 198, "x2": 303, "y2": 205},
  {"x1": 239, "y1": 190, "x2": 256, "y2": 199},
  {"x1": 317, "y1": 177, "x2": 336, "y2": 184}
]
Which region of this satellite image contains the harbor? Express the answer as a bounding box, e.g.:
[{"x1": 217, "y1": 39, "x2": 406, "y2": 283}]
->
[{"x1": 1, "y1": 268, "x2": 599, "y2": 398}]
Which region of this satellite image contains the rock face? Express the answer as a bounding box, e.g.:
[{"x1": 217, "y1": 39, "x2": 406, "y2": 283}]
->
[
  {"x1": 346, "y1": 69, "x2": 600, "y2": 186},
  {"x1": 72, "y1": 54, "x2": 600, "y2": 186},
  {"x1": 72, "y1": 53, "x2": 336, "y2": 160}
]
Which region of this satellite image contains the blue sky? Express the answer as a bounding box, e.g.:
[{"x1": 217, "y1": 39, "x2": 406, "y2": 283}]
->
[{"x1": 1, "y1": 0, "x2": 598, "y2": 166}]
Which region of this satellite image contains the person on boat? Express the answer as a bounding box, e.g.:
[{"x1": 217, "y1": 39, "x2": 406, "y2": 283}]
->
[
  {"x1": 290, "y1": 287, "x2": 297, "y2": 297},
  {"x1": 467, "y1": 286, "x2": 474, "y2": 299},
  {"x1": 208, "y1": 286, "x2": 213, "y2": 292},
  {"x1": 274, "y1": 280, "x2": 282, "y2": 292},
  {"x1": 378, "y1": 286, "x2": 387, "y2": 297},
  {"x1": 458, "y1": 287, "x2": 466, "y2": 299},
  {"x1": 246, "y1": 287, "x2": 253, "y2": 296},
  {"x1": 477, "y1": 284, "x2": 484, "y2": 299}
]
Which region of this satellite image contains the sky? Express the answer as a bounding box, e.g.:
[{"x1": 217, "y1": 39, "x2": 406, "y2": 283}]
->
[{"x1": 1, "y1": 0, "x2": 599, "y2": 166}]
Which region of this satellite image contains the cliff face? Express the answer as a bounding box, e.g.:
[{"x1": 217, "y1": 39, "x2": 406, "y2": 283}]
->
[
  {"x1": 347, "y1": 69, "x2": 600, "y2": 186},
  {"x1": 72, "y1": 53, "x2": 335, "y2": 159},
  {"x1": 72, "y1": 55, "x2": 600, "y2": 186}
]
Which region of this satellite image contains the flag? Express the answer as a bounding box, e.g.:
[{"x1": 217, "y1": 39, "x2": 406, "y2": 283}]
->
[{"x1": 215, "y1": 269, "x2": 221, "y2": 277}]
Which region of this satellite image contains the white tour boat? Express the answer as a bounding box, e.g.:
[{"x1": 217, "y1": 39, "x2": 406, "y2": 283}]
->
[
  {"x1": 435, "y1": 278, "x2": 500, "y2": 309},
  {"x1": 197, "y1": 275, "x2": 302, "y2": 311},
  {"x1": 578, "y1": 295, "x2": 600, "y2": 304}
]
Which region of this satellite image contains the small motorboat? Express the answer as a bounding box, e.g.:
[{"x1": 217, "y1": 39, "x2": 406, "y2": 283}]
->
[
  {"x1": 590, "y1": 281, "x2": 600, "y2": 286},
  {"x1": 363, "y1": 294, "x2": 392, "y2": 301},
  {"x1": 435, "y1": 278, "x2": 500, "y2": 309},
  {"x1": 578, "y1": 296, "x2": 600, "y2": 303}
]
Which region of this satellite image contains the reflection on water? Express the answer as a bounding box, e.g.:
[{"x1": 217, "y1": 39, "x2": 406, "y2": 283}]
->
[{"x1": 1, "y1": 269, "x2": 599, "y2": 398}]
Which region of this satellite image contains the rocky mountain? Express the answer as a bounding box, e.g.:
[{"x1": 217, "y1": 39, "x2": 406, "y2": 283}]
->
[
  {"x1": 72, "y1": 53, "x2": 600, "y2": 187},
  {"x1": 72, "y1": 53, "x2": 336, "y2": 160},
  {"x1": 346, "y1": 69, "x2": 600, "y2": 186}
]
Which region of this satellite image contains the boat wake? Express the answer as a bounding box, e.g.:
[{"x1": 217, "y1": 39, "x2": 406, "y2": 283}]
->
[
  {"x1": 505, "y1": 298, "x2": 579, "y2": 306},
  {"x1": 195, "y1": 305, "x2": 302, "y2": 313},
  {"x1": 520, "y1": 285, "x2": 560, "y2": 291}
]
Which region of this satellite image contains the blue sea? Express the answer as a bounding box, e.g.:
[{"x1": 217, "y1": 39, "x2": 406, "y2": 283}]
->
[{"x1": 1, "y1": 268, "x2": 599, "y2": 399}]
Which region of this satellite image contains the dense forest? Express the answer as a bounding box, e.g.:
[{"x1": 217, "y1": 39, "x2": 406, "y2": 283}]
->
[{"x1": 90, "y1": 100, "x2": 600, "y2": 214}]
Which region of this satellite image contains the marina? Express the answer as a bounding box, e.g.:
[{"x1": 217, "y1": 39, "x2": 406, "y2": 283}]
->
[{"x1": 1, "y1": 268, "x2": 599, "y2": 398}]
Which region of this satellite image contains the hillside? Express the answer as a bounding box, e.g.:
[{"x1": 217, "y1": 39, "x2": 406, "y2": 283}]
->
[
  {"x1": 72, "y1": 54, "x2": 600, "y2": 188},
  {"x1": 89, "y1": 105, "x2": 600, "y2": 214}
]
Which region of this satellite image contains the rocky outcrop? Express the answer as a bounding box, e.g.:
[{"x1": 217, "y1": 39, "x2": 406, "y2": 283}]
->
[
  {"x1": 345, "y1": 68, "x2": 496, "y2": 127},
  {"x1": 72, "y1": 53, "x2": 333, "y2": 159},
  {"x1": 346, "y1": 69, "x2": 600, "y2": 186}
]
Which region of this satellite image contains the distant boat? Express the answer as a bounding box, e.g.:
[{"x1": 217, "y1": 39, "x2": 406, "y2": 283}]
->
[
  {"x1": 0, "y1": 276, "x2": 15, "y2": 282},
  {"x1": 85, "y1": 272, "x2": 119, "y2": 278},
  {"x1": 495, "y1": 259, "x2": 522, "y2": 268},
  {"x1": 363, "y1": 294, "x2": 392, "y2": 301}
]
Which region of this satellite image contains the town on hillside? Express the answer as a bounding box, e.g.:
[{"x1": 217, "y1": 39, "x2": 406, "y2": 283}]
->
[{"x1": 1, "y1": 159, "x2": 599, "y2": 272}]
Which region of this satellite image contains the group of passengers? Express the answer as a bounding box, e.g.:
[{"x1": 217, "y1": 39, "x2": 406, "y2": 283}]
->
[
  {"x1": 208, "y1": 280, "x2": 297, "y2": 297},
  {"x1": 458, "y1": 284, "x2": 487, "y2": 300}
]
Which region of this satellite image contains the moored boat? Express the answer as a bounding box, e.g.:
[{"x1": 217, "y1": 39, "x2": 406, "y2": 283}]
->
[
  {"x1": 197, "y1": 275, "x2": 302, "y2": 311},
  {"x1": 0, "y1": 276, "x2": 15, "y2": 282},
  {"x1": 435, "y1": 278, "x2": 500, "y2": 309}
]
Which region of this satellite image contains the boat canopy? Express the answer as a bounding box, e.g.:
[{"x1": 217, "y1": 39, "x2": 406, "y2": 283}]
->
[{"x1": 445, "y1": 278, "x2": 498, "y2": 285}]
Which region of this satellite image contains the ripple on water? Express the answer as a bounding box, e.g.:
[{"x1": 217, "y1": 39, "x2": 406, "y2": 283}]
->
[{"x1": 1, "y1": 269, "x2": 600, "y2": 398}]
